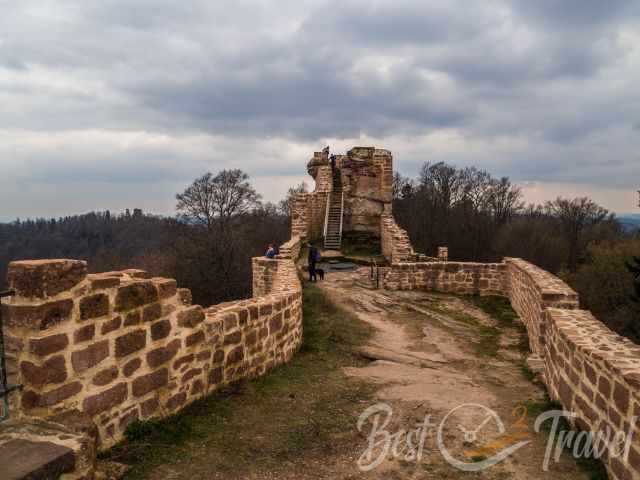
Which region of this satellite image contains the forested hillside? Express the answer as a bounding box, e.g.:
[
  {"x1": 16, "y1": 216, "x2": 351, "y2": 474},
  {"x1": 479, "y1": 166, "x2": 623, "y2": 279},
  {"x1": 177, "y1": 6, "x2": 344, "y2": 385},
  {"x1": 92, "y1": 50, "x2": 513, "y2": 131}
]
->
[{"x1": 0, "y1": 170, "x2": 292, "y2": 307}]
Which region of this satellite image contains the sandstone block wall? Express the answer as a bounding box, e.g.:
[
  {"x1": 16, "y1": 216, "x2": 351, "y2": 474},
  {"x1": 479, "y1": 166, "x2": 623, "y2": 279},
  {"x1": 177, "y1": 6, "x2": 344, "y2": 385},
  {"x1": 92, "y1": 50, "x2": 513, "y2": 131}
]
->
[
  {"x1": 382, "y1": 261, "x2": 507, "y2": 295},
  {"x1": 291, "y1": 193, "x2": 309, "y2": 240},
  {"x1": 381, "y1": 214, "x2": 416, "y2": 263},
  {"x1": 2, "y1": 239, "x2": 303, "y2": 450},
  {"x1": 504, "y1": 258, "x2": 640, "y2": 480},
  {"x1": 505, "y1": 257, "x2": 579, "y2": 355},
  {"x1": 383, "y1": 251, "x2": 640, "y2": 479}
]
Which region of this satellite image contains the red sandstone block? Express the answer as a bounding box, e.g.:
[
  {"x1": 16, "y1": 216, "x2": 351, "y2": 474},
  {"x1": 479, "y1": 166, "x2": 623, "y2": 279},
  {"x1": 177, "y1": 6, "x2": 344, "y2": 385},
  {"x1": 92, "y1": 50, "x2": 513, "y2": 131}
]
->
[
  {"x1": 20, "y1": 356, "x2": 67, "y2": 387},
  {"x1": 87, "y1": 274, "x2": 120, "y2": 291},
  {"x1": 122, "y1": 269, "x2": 148, "y2": 279},
  {"x1": 92, "y1": 366, "x2": 118, "y2": 387},
  {"x1": 173, "y1": 354, "x2": 195, "y2": 370},
  {"x1": 181, "y1": 368, "x2": 202, "y2": 383},
  {"x1": 29, "y1": 333, "x2": 69, "y2": 357},
  {"x1": 185, "y1": 330, "x2": 204, "y2": 347},
  {"x1": 3, "y1": 299, "x2": 74, "y2": 330},
  {"x1": 142, "y1": 303, "x2": 162, "y2": 323},
  {"x1": 83, "y1": 382, "x2": 128, "y2": 416},
  {"x1": 613, "y1": 382, "x2": 631, "y2": 415},
  {"x1": 101, "y1": 316, "x2": 122, "y2": 335},
  {"x1": 132, "y1": 368, "x2": 168, "y2": 397},
  {"x1": 114, "y1": 281, "x2": 158, "y2": 312},
  {"x1": 177, "y1": 306, "x2": 205, "y2": 328},
  {"x1": 141, "y1": 397, "x2": 159, "y2": 417},
  {"x1": 79, "y1": 293, "x2": 109, "y2": 320},
  {"x1": 22, "y1": 381, "x2": 82, "y2": 410},
  {"x1": 223, "y1": 313, "x2": 238, "y2": 331},
  {"x1": 123, "y1": 310, "x2": 141, "y2": 327},
  {"x1": 146, "y1": 339, "x2": 181, "y2": 368},
  {"x1": 71, "y1": 340, "x2": 109, "y2": 373},
  {"x1": 226, "y1": 346, "x2": 244, "y2": 364},
  {"x1": 74, "y1": 324, "x2": 95, "y2": 344},
  {"x1": 196, "y1": 350, "x2": 211, "y2": 362},
  {"x1": 166, "y1": 392, "x2": 187, "y2": 412},
  {"x1": 8, "y1": 259, "x2": 87, "y2": 298},
  {"x1": 122, "y1": 358, "x2": 141, "y2": 377},
  {"x1": 150, "y1": 319, "x2": 172, "y2": 341},
  {"x1": 153, "y1": 278, "x2": 177, "y2": 299},
  {"x1": 224, "y1": 331, "x2": 242, "y2": 346},
  {"x1": 115, "y1": 330, "x2": 146, "y2": 358}
]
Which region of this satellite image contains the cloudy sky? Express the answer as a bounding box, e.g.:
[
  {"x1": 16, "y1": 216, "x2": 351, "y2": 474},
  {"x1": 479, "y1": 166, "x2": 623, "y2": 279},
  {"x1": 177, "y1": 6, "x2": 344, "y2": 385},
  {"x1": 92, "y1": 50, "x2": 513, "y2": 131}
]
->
[{"x1": 1, "y1": 0, "x2": 639, "y2": 219}]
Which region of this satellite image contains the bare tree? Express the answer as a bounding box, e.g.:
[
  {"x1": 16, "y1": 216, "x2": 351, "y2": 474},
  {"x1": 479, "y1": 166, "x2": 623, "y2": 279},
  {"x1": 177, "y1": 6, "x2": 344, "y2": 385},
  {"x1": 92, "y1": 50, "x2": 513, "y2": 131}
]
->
[
  {"x1": 488, "y1": 177, "x2": 524, "y2": 226},
  {"x1": 176, "y1": 170, "x2": 261, "y2": 229},
  {"x1": 545, "y1": 197, "x2": 610, "y2": 272}
]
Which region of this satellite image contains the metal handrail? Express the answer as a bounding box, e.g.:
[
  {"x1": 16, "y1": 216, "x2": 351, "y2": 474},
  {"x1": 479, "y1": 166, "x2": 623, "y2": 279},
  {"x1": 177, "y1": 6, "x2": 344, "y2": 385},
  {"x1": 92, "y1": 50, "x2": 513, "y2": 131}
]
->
[
  {"x1": 322, "y1": 192, "x2": 331, "y2": 240},
  {"x1": 338, "y1": 191, "x2": 344, "y2": 241},
  {"x1": 0, "y1": 288, "x2": 21, "y2": 422},
  {"x1": 370, "y1": 257, "x2": 379, "y2": 289}
]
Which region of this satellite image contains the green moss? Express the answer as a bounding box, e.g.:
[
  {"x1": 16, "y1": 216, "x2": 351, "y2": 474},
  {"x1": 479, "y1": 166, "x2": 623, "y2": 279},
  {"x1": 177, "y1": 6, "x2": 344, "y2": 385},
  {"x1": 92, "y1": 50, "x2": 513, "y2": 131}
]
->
[{"x1": 101, "y1": 283, "x2": 374, "y2": 479}]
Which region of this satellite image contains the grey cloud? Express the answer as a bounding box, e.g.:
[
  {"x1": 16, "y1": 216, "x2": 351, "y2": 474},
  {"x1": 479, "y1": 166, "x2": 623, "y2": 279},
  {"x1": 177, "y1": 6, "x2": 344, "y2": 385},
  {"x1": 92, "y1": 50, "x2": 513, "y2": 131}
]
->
[{"x1": 0, "y1": 0, "x2": 639, "y2": 218}]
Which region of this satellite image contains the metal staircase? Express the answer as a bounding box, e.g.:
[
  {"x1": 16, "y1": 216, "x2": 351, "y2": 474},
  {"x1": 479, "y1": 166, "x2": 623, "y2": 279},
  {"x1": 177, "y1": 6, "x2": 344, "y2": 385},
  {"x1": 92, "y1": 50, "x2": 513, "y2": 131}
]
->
[{"x1": 323, "y1": 169, "x2": 344, "y2": 250}]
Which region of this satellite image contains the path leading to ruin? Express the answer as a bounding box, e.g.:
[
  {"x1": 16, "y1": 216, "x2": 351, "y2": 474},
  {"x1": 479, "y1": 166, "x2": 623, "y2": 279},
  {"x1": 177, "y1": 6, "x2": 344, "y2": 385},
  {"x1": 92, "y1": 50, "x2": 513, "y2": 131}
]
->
[{"x1": 316, "y1": 268, "x2": 591, "y2": 480}]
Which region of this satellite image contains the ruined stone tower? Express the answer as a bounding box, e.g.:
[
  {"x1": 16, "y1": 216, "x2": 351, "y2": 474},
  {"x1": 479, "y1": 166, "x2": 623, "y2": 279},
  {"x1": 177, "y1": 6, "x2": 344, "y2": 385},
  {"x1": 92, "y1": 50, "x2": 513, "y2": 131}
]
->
[{"x1": 293, "y1": 146, "x2": 393, "y2": 250}]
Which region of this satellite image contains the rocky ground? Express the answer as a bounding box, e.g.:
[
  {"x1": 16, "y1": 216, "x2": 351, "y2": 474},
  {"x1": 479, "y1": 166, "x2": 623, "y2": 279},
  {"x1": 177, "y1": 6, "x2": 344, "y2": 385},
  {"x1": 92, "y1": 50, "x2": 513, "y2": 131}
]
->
[{"x1": 313, "y1": 268, "x2": 594, "y2": 479}]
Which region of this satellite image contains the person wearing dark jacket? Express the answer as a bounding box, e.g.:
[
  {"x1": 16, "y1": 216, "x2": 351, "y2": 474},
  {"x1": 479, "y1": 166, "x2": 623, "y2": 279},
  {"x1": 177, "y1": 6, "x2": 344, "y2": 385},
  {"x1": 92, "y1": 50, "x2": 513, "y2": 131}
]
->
[{"x1": 308, "y1": 243, "x2": 318, "y2": 281}]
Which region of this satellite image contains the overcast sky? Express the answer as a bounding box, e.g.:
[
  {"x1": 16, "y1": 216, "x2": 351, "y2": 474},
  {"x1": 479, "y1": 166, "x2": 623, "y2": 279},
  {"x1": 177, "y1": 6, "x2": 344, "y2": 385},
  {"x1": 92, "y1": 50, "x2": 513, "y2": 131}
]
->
[{"x1": 1, "y1": 0, "x2": 639, "y2": 219}]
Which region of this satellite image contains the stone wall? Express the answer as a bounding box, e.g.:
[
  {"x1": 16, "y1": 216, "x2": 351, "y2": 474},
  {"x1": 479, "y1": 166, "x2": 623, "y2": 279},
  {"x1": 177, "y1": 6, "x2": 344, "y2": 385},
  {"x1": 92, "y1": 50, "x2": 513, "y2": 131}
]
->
[
  {"x1": 382, "y1": 260, "x2": 507, "y2": 296},
  {"x1": 504, "y1": 257, "x2": 640, "y2": 480},
  {"x1": 505, "y1": 257, "x2": 579, "y2": 355},
  {"x1": 382, "y1": 252, "x2": 640, "y2": 479},
  {"x1": 1, "y1": 239, "x2": 303, "y2": 452},
  {"x1": 381, "y1": 214, "x2": 416, "y2": 263},
  {"x1": 291, "y1": 191, "x2": 328, "y2": 243},
  {"x1": 291, "y1": 193, "x2": 309, "y2": 240}
]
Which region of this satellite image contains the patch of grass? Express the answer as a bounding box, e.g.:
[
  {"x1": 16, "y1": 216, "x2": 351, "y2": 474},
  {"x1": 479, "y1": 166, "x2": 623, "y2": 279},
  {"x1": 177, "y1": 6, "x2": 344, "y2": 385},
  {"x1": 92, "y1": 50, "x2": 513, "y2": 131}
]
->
[
  {"x1": 468, "y1": 296, "x2": 518, "y2": 327},
  {"x1": 416, "y1": 300, "x2": 503, "y2": 358},
  {"x1": 470, "y1": 295, "x2": 530, "y2": 353},
  {"x1": 520, "y1": 362, "x2": 537, "y2": 382},
  {"x1": 101, "y1": 283, "x2": 375, "y2": 479}
]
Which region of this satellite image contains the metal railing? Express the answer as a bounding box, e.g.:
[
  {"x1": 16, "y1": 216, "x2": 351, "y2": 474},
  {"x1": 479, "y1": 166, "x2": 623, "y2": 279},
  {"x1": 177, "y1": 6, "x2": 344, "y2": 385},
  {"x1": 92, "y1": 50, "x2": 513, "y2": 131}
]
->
[
  {"x1": 338, "y1": 191, "x2": 344, "y2": 240},
  {"x1": 322, "y1": 192, "x2": 331, "y2": 240},
  {"x1": 369, "y1": 257, "x2": 379, "y2": 289},
  {"x1": 0, "y1": 288, "x2": 21, "y2": 422}
]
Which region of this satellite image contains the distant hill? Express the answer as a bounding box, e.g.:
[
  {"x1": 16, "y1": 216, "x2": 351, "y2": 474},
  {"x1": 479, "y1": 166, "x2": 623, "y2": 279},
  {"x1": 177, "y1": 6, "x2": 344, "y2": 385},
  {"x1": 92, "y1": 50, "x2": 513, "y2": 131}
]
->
[{"x1": 619, "y1": 214, "x2": 640, "y2": 232}]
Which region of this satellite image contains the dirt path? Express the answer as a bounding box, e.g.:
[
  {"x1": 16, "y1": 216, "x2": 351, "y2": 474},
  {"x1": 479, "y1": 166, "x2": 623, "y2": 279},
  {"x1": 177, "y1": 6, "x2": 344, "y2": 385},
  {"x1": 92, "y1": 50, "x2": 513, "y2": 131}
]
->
[{"x1": 317, "y1": 268, "x2": 592, "y2": 480}]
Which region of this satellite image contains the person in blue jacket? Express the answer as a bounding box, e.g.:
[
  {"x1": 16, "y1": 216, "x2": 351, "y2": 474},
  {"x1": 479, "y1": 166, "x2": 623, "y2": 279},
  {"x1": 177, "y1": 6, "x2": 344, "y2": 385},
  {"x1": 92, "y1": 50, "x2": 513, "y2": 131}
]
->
[{"x1": 265, "y1": 244, "x2": 276, "y2": 258}]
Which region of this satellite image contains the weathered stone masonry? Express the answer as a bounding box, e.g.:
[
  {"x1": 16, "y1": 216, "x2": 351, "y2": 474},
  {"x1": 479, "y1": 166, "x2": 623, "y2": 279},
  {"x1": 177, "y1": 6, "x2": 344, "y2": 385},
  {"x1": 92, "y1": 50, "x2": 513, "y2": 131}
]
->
[
  {"x1": 292, "y1": 146, "x2": 394, "y2": 243},
  {"x1": 382, "y1": 251, "x2": 640, "y2": 480},
  {"x1": 1, "y1": 236, "x2": 303, "y2": 478}
]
